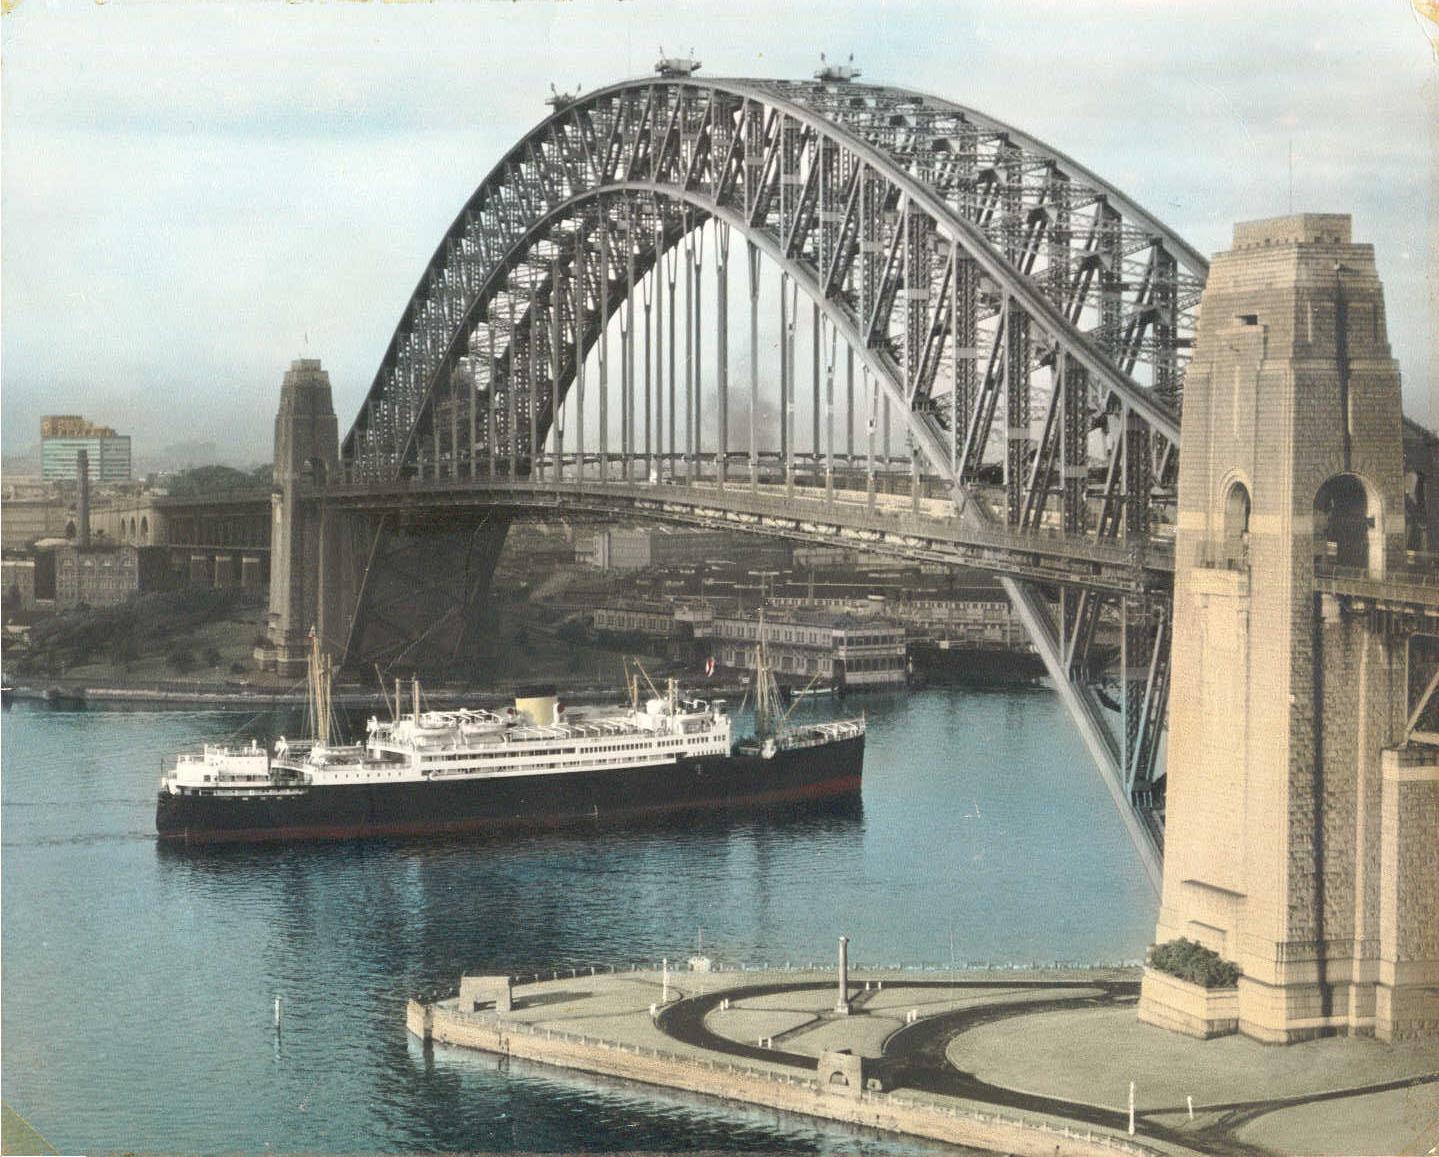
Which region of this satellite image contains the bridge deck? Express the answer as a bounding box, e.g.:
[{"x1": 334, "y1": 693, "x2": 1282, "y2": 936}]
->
[{"x1": 326, "y1": 474, "x2": 1176, "y2": 596}]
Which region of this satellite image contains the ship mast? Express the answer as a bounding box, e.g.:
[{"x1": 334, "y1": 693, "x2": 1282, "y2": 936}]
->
[
  {"x1": 753, "y1": 604, "x2": 781, "y2": 739},
  {"x1": 306, "y1": 627, "x2": 332, "y2": 746}
]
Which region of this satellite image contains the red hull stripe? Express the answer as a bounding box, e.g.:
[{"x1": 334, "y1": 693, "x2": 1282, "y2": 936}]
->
[{"x1": 157, "y1": 774, "x2": 863, "y2": 846}]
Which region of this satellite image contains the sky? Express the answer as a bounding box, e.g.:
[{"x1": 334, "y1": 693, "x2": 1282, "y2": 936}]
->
[{"x1": 2, "y1": 0, "x2": 1436, "y2": 466}]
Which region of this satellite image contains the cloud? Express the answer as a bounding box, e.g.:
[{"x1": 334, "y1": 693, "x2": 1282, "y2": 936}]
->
[{"x1": 2, "y1": 0, "x2": 1434, "y2": 457}]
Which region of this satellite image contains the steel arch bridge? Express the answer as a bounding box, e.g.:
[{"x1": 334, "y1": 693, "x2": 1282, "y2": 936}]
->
[{"x1": 324, "y1": 73, "x2": 1213, "y2": 888}]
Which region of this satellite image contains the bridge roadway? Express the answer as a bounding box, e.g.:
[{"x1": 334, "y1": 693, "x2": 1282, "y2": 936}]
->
[
  {"x1": 325, "y1": 469, "x2": 1176, "y2": 597},
  {"x1": 101, "y1": 474, "x2": 1439, "y2": 613}
]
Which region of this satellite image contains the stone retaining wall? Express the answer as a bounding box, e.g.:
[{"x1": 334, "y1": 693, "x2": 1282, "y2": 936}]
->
[{"x1": 408, "y1": 1000, "x2": 1163, "y2": 1157}]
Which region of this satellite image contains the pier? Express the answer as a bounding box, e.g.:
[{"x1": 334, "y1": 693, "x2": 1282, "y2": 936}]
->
[{"x1": 407, "y1": 961, "x2": 1438, "y2": 1156}]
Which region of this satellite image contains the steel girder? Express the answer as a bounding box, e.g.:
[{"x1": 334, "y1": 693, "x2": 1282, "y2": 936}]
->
[{"x1": 338, "y1": 78, "x2": 1205, "y2": 890}]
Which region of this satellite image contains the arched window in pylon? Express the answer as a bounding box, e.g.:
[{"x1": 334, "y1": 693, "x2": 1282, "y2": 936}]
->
[
  {"x1": 1314, "y1": 473, "x2": 1378, "y2": 575},
  {"x1": 1406, "y1": 464, "x2": 1429, "y2": 552},
  {"x1": 1222, "y1": 480, "x2": 1251, "y2": 567}
]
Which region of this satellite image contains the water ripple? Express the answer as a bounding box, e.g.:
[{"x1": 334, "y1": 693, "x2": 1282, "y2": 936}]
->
[{"x1": 2, "y1": 689, "x2": 1154, "y2": 1152}]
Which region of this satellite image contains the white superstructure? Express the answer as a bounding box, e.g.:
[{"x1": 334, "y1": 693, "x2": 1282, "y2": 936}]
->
[
  {"x1": 163, "y1": 685, "x2": 732, "y2": 794},
  {"x1": 165, "y1": 740, "x2": 272, "y2": 790}
]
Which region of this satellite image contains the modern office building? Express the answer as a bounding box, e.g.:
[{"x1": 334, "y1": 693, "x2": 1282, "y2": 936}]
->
[{"x1": 40, "y1": 416, "x2": 132, "y2": 482}]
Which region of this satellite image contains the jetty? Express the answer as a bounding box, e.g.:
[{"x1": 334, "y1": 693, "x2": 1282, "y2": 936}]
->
[{"x1": 407, "y1": 958, "x2": 1438, "y2": 1155}]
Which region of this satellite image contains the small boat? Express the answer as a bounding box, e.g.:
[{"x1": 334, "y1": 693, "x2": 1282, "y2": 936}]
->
[{"x1": 791, "y1": 683, "x2": 838, "y2": 698}]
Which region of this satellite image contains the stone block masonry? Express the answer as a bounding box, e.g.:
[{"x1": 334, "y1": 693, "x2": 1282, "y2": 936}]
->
[
  {"x1": 406, "y1": 966, "x2": 1436, "y2": 1154},
  {"x1": 408, "y1": 995, "x2": 1157, "y2": 1157},
  {"x1": 1145, "y1": 213, "x2": 1434, "y2": 1043},
  {"x1": 1136, "y1": 969, "x2": 1239, "y2": 1039},
  {"x1": 1378, "y1": 747, "x2": 1439, "y2": 1040},
  {"x1": 257, "y1": 358, "x2": 339, "y2": 676}
]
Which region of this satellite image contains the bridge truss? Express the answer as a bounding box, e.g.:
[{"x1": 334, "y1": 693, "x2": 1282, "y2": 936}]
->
[{"x1": 338, "y1": 76, "x2": 1211, "y2": 888}]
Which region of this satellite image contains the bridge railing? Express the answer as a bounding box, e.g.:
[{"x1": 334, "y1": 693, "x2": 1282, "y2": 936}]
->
[
  {"x1": 436, "y1": 999, "x2": 1161, "y2": 1156},
  {"x1": 1313, "y1": 559, "x2": 1439, "y2": 609}
]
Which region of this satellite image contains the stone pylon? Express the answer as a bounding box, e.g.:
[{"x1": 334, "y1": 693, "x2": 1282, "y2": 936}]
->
[
  {"x1": 1141, "y1": 215, "x2": 1437, "y2": 1042},
  {"x1": 259, "y1": 358, "x2": 339, "y2": 677}
]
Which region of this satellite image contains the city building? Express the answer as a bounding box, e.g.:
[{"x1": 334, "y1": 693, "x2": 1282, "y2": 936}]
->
[
  {"x1": 591, "y1": 598, "x2": 719, "y2": 657},
  {"x1": 1, "y1": 557, "x2": 37, "y2": 613},
  {"x1": 772, "y1": 592, "x2": 1029, "y2": 647},
  {"x1": 1, "y1": 486, "x2": 72, "y2": 548},
  {"x1": 592, "y1": 600, "x2": 688, "y2": 640},
  {"x1": 40, "y1": 416, "x2": 132, "y2": 482},
  {"x1": 51, "y1": 542, "x2": 169, "y2": 609}
]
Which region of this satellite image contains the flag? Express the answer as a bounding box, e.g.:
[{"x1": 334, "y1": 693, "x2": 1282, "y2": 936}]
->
[{"x1": 704, "y1": 656, "x2": 716, "y2": 678}]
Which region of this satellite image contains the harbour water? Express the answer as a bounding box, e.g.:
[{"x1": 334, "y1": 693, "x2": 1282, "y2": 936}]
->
[{"x1": 2, "y1": 686, "x2": 1155, "y2": 1153}]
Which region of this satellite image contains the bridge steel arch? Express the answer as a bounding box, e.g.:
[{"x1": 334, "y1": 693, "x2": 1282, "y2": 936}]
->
[{"x1": 334, "y1": 77, "x2": 1211, "y2": 888}]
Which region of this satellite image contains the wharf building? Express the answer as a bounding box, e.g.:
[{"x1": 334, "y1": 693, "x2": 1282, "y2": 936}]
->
[
  {"x1": 592, "y1": 598, "x2": 717, "y2": 644},
  {"x1": 590, "y1": 599, "x2": 907, "y2": 688},
  {"x1": 707, "y1": 610, "x2": 907, "y2": 688},
  {"x1": 768, "y1": 591, "x2": 1030, "y2": 652},
  {"x1": 759, "y1": 567, "x2": 1044, "y2": 679},
  {"x1": 40, "y1": 416, "x2": 132, "y2": 483}
]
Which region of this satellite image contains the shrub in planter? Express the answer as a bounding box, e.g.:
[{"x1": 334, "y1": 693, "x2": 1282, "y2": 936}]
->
[{"x1": 1150, "y1": 938, "x2": 1240, "y2": 989}]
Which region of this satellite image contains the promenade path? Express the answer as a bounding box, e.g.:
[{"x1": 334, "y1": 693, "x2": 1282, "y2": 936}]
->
[{"x1": 411, "y1": 964, "x2": 1439, "y2": 1156}]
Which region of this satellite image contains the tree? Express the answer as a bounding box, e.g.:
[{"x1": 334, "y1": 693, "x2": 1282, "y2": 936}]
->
[
  {"x1": 165, "y1": 465, "x2": 264, "y2": 498},
  {"x1": 109, "y1": 631, "x2": 140, "y2": 671}
]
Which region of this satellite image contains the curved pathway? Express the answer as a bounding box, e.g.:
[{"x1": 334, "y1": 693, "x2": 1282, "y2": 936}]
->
[{"x1": 655, "y1": 979, "x2": 1438, "y2": 1156}]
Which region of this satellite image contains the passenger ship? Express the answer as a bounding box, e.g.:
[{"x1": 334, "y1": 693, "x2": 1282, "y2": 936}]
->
[{"x1": 155, "y1": 632, "x2": 864, "y2": 845}]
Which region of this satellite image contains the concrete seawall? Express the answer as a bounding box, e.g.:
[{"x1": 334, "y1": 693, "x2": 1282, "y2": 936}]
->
[{"x1": 407, "y1": 997, "x2": 1159, "y2": 1157}]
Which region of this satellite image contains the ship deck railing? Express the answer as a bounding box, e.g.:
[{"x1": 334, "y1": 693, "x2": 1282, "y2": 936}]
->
[
  {"x1": 735, "y1": 718, "x2": 864, "y2": 754},
  {"x1": 161, "y1": 742, "x2": 269, "y2": 776},
  {"x1": 503, "y1": 718, "x2": 696, "y2": 743},
  {"x1": 408, "y1": 708, "x2": 509, "y2": 728}
]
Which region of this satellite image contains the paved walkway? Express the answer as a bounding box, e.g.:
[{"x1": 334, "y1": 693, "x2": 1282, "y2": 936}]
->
[
  {"x1": 425, "y1": 966, "x2": 1439, "y2": 1156},
  {"x1": 954, "y1": 1004, "x2": 1439, "y2": 1154}
]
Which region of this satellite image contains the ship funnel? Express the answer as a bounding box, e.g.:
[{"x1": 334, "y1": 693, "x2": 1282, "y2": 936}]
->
[{"x1": 514, "y1": 684, "x2": 559, "y2": 726}]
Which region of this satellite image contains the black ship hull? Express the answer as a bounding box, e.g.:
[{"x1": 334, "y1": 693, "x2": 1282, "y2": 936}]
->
[{"x1": 156, "y1": 735, "x2": 864, "y2": 845}]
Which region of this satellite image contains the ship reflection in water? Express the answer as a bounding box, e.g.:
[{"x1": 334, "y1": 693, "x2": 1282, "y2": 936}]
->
[{"x1": 155, "y1": 791, "x2": 865, "y2": 873}]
